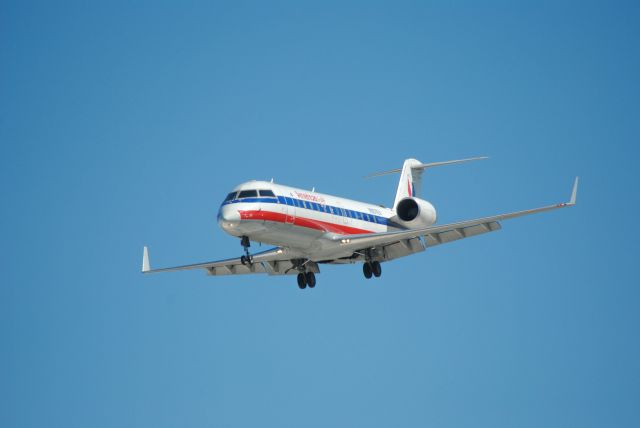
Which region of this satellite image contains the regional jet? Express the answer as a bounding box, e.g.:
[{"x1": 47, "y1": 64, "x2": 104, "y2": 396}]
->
[{"x1": 142, "y1": 157, "x2": 578, "y2": 289}]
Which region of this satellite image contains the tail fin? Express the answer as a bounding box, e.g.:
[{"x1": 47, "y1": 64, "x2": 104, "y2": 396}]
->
[
  {"x1": 366, "y1": 156, "x2": 488, "y2": 208},
  {"x1": 394, "y1": 158, "x2": 423, "y2": 208}
]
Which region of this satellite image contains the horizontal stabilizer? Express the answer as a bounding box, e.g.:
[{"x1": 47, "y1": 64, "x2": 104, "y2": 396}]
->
[{"x1": 365, "y1": 156, "x2": 488, "y2": 178}]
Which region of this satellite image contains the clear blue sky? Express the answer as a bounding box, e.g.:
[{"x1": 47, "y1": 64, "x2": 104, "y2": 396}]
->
[{"x1": 2, "y1": 1, "x2": 639, "y2": 427}]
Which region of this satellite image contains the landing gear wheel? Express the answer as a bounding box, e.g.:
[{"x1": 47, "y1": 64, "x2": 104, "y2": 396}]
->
[
  {"x1": 363, "y1": 262, "x2": 373, "y2": 279},
  {"x1": 305, "y1": 272, "x2": 316, "y2": 288},
  {"x1": 297, "y1": 273, "x2": 307, "y2": 289},
  {"x1": 371, "y1": 261, "x2": 382, "y2": 278},
  {"x1": 240, "y1": 236, "x2": 252, "y2": 265}
]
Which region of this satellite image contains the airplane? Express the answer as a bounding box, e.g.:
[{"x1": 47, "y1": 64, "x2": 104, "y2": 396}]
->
[{"x1": 142, "y1": 156, "x2": 578, "y2": 289}]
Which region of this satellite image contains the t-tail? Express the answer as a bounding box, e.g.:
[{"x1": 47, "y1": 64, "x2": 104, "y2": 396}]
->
[{"x1": 366, "y1": 156, "x2": 488, "y2": 209}]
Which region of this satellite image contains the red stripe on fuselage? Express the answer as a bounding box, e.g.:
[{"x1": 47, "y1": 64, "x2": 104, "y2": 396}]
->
[{"x1": 238, "y1": 210, "x2": 374, "y2": 235}]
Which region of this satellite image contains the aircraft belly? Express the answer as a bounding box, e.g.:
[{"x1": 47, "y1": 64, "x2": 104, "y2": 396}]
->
[{"x1": 246, "y1": 220, "x2": 322, "y2": 251}]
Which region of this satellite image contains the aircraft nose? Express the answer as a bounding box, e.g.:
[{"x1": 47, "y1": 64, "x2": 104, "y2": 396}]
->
[{"x1": 218, "y1": 205, "x2": 240, "y2": 231}]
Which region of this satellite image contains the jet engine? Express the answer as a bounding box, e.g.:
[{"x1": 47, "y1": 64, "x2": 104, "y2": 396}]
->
[{"x1": 394, "y1": 197, "x2": 437, "y2": 229}]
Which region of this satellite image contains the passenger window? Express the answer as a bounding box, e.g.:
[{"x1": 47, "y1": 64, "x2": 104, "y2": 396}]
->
[
  {"x1": 259, "y1": 189, "x2": 276, "y2": 197},
  {"x1": 286, "y1": 197, "x2": 293, "y2": 206},
  {"x1": 238, "y1": 190, "x2": 258, "y2": 198},
  {"x1": 223, "y1": 192, "x2": 237, "y2": 202}
]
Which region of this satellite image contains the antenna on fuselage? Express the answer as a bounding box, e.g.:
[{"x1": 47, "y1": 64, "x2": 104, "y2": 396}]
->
[
  {"x1": 270, "y1": 178, "x2": 274, "y2": 183},
  {"x1": 311, "y1": 187, "x2": 315, "y2": 192}
]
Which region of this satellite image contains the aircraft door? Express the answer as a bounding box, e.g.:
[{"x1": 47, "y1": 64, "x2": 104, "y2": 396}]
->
[
  {"x1": 281, "y1": 197, "x2": 295, "y2": 224},
  {"x1": 336, "y1": 202, "x2": 350, "y2": 226}
]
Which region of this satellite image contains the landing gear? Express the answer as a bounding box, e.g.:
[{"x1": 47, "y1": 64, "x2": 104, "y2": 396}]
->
[
  {"x1": 297, "y1": 273, "x2": 307, "y2": 289},
  {"x1": 363, "y1": 262, "x2": 372, "y2": 279},
  {"x1": 363, "y1": 261, "x2": 382, "y2": 279},
  {"x1": 296, "y1": 271, "x2": 316, "y2": 289},
  {"x1": 372, "y1": 261, "x2": 382, "y2": 277},
  {"x1": 306, "y1": 272, "x2": 316, "y2": 288},
  {"x1": 240, "y1": 236, "x2": 252, "y2": 265},
  {"x1": 293, "y1": 259, "x2": 317, "y2": 290}
]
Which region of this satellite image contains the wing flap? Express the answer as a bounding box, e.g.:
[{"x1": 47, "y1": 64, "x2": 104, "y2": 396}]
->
[
  {"x1": 207, "y1": 259, "x2": 315, "y2": 276},
  {"x1": 423, "y1": 221, "x2": 501, "y2": 247}
]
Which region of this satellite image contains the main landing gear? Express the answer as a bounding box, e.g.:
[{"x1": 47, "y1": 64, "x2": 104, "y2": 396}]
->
[
  {"x1": 297, "y1": 272, "x2": 316, "y2": 289},
  {"x1": 363, "y1": 261, "x2": 382, "y2": 279},
  {"x1": 292, "y1": 259, "x2": 316, "y2": 290},
  {"x1": 240, "y1": 236, "x2": 252, "y2": 265}
]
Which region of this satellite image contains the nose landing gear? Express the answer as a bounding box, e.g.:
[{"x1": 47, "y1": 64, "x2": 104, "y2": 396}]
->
[{"x1": 240, "y1": 236, "x2": 252, "y2": 265}]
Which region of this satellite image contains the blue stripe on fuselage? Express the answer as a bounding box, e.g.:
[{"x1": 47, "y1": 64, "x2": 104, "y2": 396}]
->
[{"x1": 222, "y1": 196, "x2": 388, "y2": 226}]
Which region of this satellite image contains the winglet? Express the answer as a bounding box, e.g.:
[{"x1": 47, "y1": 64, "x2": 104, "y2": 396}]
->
[
  {"x1": 142, "y1": 246, "x2": 150, "y2": 273},
  {"x1": 568, "y1": 176, "x2": 579, "y2": 206}
]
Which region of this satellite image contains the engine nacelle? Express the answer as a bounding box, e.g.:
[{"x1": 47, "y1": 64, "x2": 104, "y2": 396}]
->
[{"x1": 394, "y1": 197, "x2": 437, "y2": 228}]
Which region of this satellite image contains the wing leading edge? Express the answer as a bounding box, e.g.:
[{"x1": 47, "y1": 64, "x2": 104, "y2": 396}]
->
[{"x1": 332, "y1": 177, "x2": 579, "y2": 252}]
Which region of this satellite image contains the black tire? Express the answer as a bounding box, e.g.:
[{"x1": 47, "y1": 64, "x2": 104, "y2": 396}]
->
[
  {"x1": 306, "y1": 272, "x2": 316, "y2": 288},
  {"x1": 363, "y1": 262, "x2": 373, "y2": 279},
  {"x1": 297, "y1": 273, "x2": 307, "y2": 289},
  {"x1": 372, "y1": 261, "x2": 382, "y2": 278}
]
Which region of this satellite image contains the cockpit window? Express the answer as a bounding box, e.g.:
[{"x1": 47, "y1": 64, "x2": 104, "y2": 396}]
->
[
  {"x1": 224, "y1": 192, "x2": 237, "y2": 202},
  {"x1": 259, "y1": 189, "x2": 276, "y2": 197},
  {"x1": 238, "y1": 190, "x2": 258, "y2": 198}
]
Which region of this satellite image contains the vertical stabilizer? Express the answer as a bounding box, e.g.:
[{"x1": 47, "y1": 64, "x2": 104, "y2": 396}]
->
[
  {"x1": 393, "y1": 159, "x2": 423, "y2": 209},
  {"x1": 366, "y1": 156, "x2": 488, "y2": 209},
  {"x1": 379, "y1": 156, "x2": 488, "y2": 208}
]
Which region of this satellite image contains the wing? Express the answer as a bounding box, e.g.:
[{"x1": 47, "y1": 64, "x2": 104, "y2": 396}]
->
[
  {"x1": 141, "y1": 246, "x2": 318, "y2": 276},
  {"x1": 331, "y1": 177, "x2": 579, "y2": 256}
]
